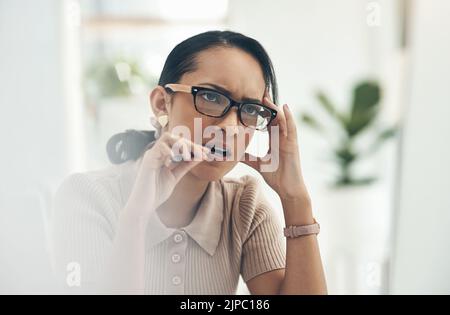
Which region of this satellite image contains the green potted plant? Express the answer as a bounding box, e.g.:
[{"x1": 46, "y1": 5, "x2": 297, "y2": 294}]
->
[
  {"x1": 82, "y1": 56, "x2": 158, "y2": 168},
  {"x1": 301, "y1": 80, "x2": 397, "y2": 187},
  {"x1": 301, "y1": 80, "x2": 398, "y2": 294},
  {"x1": 84, "y1": 56, "x2": 157, "y2": 101}
]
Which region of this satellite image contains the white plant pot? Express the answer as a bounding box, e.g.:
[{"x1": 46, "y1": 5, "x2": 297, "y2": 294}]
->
[{"x1": 314, "y1": 184, "x2": 391, "y2": 294}]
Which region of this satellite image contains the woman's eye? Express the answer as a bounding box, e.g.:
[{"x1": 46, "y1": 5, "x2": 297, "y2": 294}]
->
[
  {"x1": 242, "y1": 105, "x2": 258, "y2": 116},
  {"x1": 202, "y1": 92, "x2": 220, "y2": 103}
]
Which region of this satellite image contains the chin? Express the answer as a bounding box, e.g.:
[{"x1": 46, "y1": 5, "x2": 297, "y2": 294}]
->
[{"x1": 189, "y1": 161, "x2": 234, "y2": 181}]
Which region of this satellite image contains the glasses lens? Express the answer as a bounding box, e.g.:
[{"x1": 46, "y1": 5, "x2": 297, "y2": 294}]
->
[
  {"x1": 240, "y1": 103, "x2": 273, "y2": 130},
  {"x1": 195, "y1": 90, "x2": 230, "y2": 116}
]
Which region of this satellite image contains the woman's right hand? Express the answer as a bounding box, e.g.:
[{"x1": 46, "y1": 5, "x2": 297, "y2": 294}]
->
[{"x1": 122, "y1": 132, "x2": 210, "y2": 224}]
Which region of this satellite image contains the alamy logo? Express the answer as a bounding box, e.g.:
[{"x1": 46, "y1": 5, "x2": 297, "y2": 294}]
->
[
  {"x1": 66, "y1": 261, "x2": 81, "y2": 287},
  {"x1": 366, "y1": 1, "x2": 381, "y2": 27}
]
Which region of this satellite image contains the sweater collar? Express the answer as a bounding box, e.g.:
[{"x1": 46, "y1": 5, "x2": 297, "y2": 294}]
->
[{"x1": 119, "y1": 156, "x2": 224, "y2": 256}]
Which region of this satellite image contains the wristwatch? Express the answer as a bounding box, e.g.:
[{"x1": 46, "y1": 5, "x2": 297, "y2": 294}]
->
[{"x1": 284, "y1": 219, "x2": 320, "y2": 238}]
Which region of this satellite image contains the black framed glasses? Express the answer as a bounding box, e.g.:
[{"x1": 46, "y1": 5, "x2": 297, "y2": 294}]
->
[{"x1": 164, "y1": 83, "x2": 277, "y2": 131}]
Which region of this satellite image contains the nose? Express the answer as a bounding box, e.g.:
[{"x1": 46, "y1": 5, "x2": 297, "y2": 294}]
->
[
  {"x1": 210, "y1": 108, "x2": 240, "y2": 141},
  {"x1": 216, "y1": 108, "x2": 240, "y2": 135}
]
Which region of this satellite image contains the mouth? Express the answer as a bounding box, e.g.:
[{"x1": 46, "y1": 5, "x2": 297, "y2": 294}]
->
[{"x1": 203, "y1": 143, "x2": 231, "y2": 158}]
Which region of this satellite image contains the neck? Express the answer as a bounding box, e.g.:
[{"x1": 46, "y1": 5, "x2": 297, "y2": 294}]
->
[{"x1": 156, "y1": 172, "x2": 210, "y2": 228}]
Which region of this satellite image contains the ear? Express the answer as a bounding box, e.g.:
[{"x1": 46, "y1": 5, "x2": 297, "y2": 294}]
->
[{"x1": 149, "y1": 85, "x2": 170, "y2": 116}]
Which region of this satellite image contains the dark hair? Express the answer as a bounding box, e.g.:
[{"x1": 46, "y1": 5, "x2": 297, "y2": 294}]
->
[{"x1": 107, "y1": 30, "x2": 279, "y2": 164}]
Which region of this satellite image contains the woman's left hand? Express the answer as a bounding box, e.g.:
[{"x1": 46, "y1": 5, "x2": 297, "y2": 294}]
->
[{"x1": 241, "y1": 90, "x2": 311, "y2": 204}]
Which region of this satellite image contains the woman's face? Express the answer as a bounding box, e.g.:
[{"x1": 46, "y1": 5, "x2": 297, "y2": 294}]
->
[{"x1": 153, "y1": 47, "x2": 266, "y2": 181}]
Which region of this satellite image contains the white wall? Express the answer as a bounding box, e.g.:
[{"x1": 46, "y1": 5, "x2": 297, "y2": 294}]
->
[
  {"x1": 227, "y1": 0, "x2": 400, "y2": 186},
  {"x1": 391, "y1": 0, "x2": 450, "y2": 294},
  {"x1": 227, "y1": 0, "x2": 401, "y2": 294}
]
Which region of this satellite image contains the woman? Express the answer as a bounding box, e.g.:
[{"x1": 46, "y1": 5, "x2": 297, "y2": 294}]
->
[{"x1": 52, "y1": 30, "x2": 327, "y2": 295}]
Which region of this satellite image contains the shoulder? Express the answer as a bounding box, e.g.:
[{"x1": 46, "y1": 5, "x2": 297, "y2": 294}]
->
[
  {"x1": 55, "y1": 165, "x2": 119, "y2": 201},
  {"x1": 221, "y1": 175, "x2": 262, "y2": 210},
  {"x1": 53, "y1": 160, "x2": 138, "y2": 218},
  {"x1": 221, "y1": 175, "x2": 276, "y2": 238}
]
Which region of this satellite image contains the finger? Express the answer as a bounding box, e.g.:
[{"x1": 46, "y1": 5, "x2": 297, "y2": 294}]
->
[
  {"x1": 264, "y1": 96, "x2": 287, "y2": 137},
  {"x1": 167, "y1": 140, "x2": 209, "y2": 174},
  {"x1": 159, "y1": 132, "x2": 184, "y2": 160},
  {"x1": 191, "y1": 141, "x2": 208, "y2": 161},
  {"x1": 177, "y1": 137, "x2": 209, "y2": 161},
  {"x1": 266, "y1": 105, "x2": 287, "y2": 141},
  {"x1": 162, "y1": 147, "x2": 179, "y2": 169},
  {"x1": 241, "y1": 152, "x2": 261, "y2": 171},
  {"x1": 283, "y1": 104, "x2": 298, "y2": 138},
  {"x1": 158, "y1": 143, "x2": 177, "y2": 169},
  {"x1": 181, "y1": 138, "x2": 210, "y2": 161},
  {"x1": 167, "y1": 136, "x2": 191, "y2": 162},
  {"x1": 154, "y1": 137, "x2": 182, "y2": 169},
  {"x1": 146, "y1": 140, "x2": 173, "y2": 168},
  {"x1": 164, "y1": 155, "x2": 174, "y2": 169},
  {"x1": 264, "y1": 87, "x2": 270, "y2": 100},
  {"x1": 159, "y1": 142, "x2": 175, "y2": 160},
  {"x1": 160, "y1": 131, "x2": 181, "y2": 145},
  {"x1": 181, "y1": 142, "x2": 192, "y2": 161},
  {"x1": 263, "y1": 95, "x2": 277, "y2": 111},
  {"x1": 266, "y1": 122, "x2": 282, "y2": 156},
  {"x1": 160, "y1": 132, "x2": 210, "y2": 163}
]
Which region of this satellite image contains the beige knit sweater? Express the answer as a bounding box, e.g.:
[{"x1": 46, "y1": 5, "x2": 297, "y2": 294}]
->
[{"x1": 51, "y1": 157, "x2": 286, "y2": 294}]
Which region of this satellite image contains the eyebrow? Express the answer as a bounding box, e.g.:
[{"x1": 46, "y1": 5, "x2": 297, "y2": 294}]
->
[{"x1": 197, "y1": 82, "x2": 262, "y2": 104}]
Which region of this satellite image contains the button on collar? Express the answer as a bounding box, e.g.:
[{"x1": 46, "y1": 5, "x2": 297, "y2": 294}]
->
[
  {"x1": 172, "y1": 276, "x2": 182, "y2": 285},
  {"x1": 171, "y1": 254, "x2": 181, "y2": 263},
  {"x1": 173, "y1": 233, "x2": 183, "y2": 243}
]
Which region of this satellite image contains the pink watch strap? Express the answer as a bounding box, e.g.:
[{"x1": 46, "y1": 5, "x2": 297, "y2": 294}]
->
[{"x1": 284, "y1": 220, "x2": 320, "y2": 238}]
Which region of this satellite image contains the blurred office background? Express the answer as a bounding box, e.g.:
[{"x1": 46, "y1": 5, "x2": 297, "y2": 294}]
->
[{"x1": 0, "y1": 0, "x2": 449, "y2": 294}]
